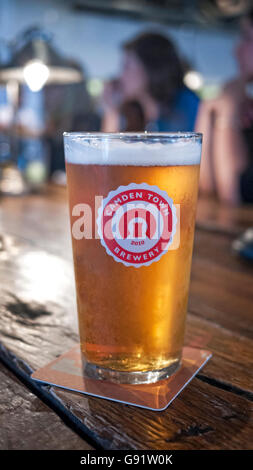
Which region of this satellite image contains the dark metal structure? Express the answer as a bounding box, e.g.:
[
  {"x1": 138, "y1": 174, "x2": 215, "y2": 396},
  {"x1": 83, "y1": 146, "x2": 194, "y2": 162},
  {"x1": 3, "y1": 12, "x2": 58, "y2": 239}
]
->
[{"x1": 71, "y1": 0, "x2": 251, "y2": 29}]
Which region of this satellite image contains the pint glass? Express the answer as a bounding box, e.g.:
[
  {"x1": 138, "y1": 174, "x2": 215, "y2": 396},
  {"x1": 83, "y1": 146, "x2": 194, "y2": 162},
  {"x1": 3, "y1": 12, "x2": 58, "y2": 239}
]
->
[{"x1": 64, "y1": 132, "x2": 202, "y2": 384}]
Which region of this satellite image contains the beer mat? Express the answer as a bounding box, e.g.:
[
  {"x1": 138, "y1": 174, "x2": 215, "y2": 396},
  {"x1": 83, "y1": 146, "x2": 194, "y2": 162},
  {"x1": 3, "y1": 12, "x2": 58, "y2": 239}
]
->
[{"x1": 31, "y1": 345, "x2": 212, "y2": 411}]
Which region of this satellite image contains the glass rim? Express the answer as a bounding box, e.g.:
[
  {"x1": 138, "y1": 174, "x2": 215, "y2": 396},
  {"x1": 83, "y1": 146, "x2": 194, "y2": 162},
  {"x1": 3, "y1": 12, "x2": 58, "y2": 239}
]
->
[{"x1": 63, "y1": 131, "x2": 202, "y2": 142}]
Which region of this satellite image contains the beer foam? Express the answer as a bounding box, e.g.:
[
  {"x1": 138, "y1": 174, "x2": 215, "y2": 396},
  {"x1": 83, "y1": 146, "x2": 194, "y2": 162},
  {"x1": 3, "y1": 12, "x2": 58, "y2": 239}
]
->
[{"x1": 64, "y1": 134, "x2": 202, "y2": 166}]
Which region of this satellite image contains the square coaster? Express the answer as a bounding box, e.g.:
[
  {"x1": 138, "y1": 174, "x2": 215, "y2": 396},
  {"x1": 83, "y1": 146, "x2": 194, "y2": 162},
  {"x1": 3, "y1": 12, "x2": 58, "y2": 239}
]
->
[{"x1": 31, "y1": 344, "x2": 212, "y2": 411}]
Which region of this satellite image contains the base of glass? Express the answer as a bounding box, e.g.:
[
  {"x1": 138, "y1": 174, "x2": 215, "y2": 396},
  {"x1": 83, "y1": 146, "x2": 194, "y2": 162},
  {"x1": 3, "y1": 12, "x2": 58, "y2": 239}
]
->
[{"x1": 82, "y1": 356, "x2": 181, "y2": 384}]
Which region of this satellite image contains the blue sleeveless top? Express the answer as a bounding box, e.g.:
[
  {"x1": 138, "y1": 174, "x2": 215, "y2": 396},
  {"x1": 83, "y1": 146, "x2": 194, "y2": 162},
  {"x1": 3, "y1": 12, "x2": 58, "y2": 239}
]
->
[{"x1": 146, "y1": 87, "x2": 200, "y2": 132}]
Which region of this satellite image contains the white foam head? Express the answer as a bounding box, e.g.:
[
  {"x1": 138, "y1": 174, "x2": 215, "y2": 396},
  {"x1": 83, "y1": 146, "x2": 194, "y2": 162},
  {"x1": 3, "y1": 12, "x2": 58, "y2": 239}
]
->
[{"x1": 64, "y1": 133, "x2": 202, "y2": 166}]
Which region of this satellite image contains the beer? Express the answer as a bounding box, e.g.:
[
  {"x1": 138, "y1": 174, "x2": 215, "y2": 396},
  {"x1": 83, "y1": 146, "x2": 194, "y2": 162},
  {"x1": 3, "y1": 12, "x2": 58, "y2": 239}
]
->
[{"x1": 64, "y1": 133, "x2": 202, "y2": 384}]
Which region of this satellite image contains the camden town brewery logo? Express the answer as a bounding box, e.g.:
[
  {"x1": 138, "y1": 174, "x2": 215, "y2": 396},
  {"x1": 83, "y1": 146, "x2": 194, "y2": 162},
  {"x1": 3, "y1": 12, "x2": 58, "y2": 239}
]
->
[{"x1": 97, "y1": 183, "x2": 177, "y2": 268}]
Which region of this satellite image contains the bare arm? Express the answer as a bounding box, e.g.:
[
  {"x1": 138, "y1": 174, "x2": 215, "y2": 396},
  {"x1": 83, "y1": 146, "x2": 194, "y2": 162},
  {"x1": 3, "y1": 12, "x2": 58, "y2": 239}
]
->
[
  {"x1": 212, "y1": 96, "x2": 249, "y2": 205},
  {"x1": 195, "y1": 101, "x2": 216, "y2": 195},
  {"x1": 101, "y1": 109, "x2": 121, "y2": 132},
  {"x1": 196, "y1": 78, "x2": 250, "y2": 205}
]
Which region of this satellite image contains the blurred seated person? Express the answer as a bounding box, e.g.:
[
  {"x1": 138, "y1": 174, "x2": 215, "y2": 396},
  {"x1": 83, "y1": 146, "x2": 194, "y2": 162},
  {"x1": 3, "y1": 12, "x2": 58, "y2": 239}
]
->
[
  {"x1": 44, "y1": 63, "x2": 100, "y2": 175},
  {"x1": 196, "y1": 9, "x2": 253, "y2": 205},
  {"x1": 101, "y1": 32, "x2": 200, "y2": 133}
]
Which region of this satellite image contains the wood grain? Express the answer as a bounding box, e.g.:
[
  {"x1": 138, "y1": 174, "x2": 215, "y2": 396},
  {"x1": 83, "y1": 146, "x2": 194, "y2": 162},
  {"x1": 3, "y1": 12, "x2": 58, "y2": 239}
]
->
[
  {"x1": 0, "y1": 362, "x2": 93, "y2": 450},
  {"x1": 0, "y1": 186, "x2": 252, "y2": 450},
  {"x1": 196, "y1": 195, "x2": 253, "y2": 235},
  {"x1": 185, "y1": 315, "x2": 253, "y2": 395},
  {"x1": 190, "y1": 230, "x2": 253, "y2": 338},
  {"x1": 54, "y1": 376, "x2": 252, "y2": 450}
]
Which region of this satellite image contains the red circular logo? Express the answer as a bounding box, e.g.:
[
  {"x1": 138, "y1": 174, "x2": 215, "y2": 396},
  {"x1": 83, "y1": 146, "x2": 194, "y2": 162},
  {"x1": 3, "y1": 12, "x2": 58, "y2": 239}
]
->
[{"x1": 97, "y1": 183, "x2": 177, "y2": 267}]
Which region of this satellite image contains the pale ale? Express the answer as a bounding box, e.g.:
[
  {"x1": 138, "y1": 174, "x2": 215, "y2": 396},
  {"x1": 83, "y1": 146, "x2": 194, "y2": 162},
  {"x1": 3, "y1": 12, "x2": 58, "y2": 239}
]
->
[{"x1": 64, "y1": 133, "x2": 202, "y2": 384}]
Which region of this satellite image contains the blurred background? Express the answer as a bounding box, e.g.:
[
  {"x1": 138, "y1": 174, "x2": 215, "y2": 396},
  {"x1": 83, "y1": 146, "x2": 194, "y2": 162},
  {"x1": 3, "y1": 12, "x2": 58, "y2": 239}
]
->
[{"x1": 0, "y1": 0, "x2": 253, "y2": 206}]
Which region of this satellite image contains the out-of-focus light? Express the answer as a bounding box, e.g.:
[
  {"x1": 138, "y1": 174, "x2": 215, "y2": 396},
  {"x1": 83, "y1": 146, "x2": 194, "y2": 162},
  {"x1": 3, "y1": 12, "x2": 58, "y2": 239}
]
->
[
  {"x1": 0, "y1": 166, "x2": 26, "y2": 194},
  {"x1": 87, "y1": 78, "x2": 104, "y2": 97},
  {"x1": 23, "y1": 60, "x2": 49, "y2": 92},
  {"x1": 16, "y1": 251, "x2": 76, "y2": 311},
  {"x1": 25, "y1": 161, "x2": 47, "y2": 184},
  {"x1": 0, "y1": 105, "x2": 13, "y2": 126},
  {"x1": 183, "y1": 70, "x2": 204, "y2": 91}
]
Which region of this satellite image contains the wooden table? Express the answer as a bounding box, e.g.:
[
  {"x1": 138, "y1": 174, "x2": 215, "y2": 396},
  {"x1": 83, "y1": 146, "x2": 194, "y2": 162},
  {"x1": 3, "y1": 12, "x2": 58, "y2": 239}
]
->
[{"x1": 0, "y1": 185, "x2": 252, "y2": 450}]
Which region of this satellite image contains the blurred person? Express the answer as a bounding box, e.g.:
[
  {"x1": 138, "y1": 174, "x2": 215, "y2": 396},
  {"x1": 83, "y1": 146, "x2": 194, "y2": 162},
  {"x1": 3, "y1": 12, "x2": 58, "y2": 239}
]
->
[
  {"x1": 196, "y1": 9, "x2": 253, "y2": 204},
  {"x1": 44, "y1": 62, "x2": 100, "y2": 175},
  {"x1": 101, "y1": 32, "x2": 200, "y2": 132}
]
